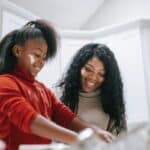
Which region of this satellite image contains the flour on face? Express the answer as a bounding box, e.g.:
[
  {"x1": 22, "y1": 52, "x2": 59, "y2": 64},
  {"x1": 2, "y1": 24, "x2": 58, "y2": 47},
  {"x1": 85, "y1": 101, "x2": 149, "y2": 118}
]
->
[{"x1": 28, "y1": 54, "x2": 35, "y2": 64}]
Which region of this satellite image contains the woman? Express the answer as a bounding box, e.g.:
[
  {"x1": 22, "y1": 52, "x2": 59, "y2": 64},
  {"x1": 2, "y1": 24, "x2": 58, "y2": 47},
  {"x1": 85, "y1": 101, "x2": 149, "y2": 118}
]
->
[{"x1": 57, "y1": 43, "x2": 127, "y2": 136}]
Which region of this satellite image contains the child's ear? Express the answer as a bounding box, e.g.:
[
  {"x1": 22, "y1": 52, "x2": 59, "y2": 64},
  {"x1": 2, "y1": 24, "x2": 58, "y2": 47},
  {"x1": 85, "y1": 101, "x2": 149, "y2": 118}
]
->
[{"x1": 12, "y1": 45, "x2": 22, "y2": 57}]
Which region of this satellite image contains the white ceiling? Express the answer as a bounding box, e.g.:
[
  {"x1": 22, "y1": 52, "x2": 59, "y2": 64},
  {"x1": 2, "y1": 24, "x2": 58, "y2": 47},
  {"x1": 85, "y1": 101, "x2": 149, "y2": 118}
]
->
[{"x1": 9, "y1": 0, "x2": 105, "y2": 30}]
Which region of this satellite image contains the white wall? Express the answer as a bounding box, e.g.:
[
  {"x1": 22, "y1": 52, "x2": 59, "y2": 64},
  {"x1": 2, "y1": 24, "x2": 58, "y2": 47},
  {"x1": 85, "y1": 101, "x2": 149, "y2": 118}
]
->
[
  {"x1": 9, "y1": 0, "x2": 105, "y2": 30},
  {"x1": 83, "y1": 0, "x2": 150, "y2": 30}
]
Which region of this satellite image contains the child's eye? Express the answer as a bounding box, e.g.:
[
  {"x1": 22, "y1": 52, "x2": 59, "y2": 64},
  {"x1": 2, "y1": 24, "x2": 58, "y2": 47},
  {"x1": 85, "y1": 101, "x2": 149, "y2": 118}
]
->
[
  {"x1": 43, "y1": 57, "x2": 47, "y2": 61},
  {"x1": 35, "y1": 54, "x2": 40, "y2": 58},
  {"x1": 98, "y1": 73, "x2": 105, "y2": 77}
]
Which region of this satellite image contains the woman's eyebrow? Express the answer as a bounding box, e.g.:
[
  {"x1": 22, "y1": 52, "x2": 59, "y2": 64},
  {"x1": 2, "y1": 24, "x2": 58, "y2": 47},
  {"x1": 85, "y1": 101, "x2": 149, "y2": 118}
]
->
[
  {"x1": 86, "y1": 64, "x2": 105, "y2": 72},
  {"x1": 86, "y1": 64, "x2": 93, "y2": 68}
]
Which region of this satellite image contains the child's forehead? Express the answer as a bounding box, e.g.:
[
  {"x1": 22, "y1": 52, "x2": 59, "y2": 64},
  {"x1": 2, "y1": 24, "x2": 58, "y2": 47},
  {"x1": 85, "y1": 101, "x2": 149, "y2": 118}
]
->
[
  {"x1": 21, "y1": 39, "x2": 48, "y2": 53},
  {"x1": 25, "y1": 37, "x2": 45, "y2": 43},
  {"x1": 23, "y1": 38, "x2": 47, "y2": 47}
]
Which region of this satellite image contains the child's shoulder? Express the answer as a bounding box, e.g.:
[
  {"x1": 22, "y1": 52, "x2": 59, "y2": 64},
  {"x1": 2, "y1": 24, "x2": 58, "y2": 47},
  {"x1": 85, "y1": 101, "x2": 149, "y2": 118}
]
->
[
  {"x1": 0, "y1": 74, "x2": 16, "y2": 81},
  {"x1": 35, "y1": 80, "x2": 58, "y2": 96},
  {"x1": 0, "y1": 74, "x2": 20, "y2": 88}
]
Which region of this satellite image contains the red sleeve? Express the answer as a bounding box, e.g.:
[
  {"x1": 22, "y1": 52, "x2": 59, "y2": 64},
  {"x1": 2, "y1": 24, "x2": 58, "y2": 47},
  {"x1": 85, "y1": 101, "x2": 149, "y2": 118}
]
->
[
  {"x1": 0, "y1": 76, "x2": 38, "y2": 133},
  {"x1": 50, "y1": 91, "x2": 76, "y2": 128}
]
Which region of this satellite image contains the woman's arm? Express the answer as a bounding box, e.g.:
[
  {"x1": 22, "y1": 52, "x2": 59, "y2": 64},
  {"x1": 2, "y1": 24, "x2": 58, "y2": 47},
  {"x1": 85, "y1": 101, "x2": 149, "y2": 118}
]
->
[
  {"x1": 67, "y1": 116, "x2": 115, "y2": 143},
  {"x1": 30, "y1": 114, "x2": 79, "y2": 144}
]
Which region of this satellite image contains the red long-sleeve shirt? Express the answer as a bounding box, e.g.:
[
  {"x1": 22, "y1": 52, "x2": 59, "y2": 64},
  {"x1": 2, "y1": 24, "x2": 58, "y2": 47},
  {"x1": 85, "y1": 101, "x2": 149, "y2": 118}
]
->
[{"x1": 0, "y1": 67, "x2": 76, "y2": 150}]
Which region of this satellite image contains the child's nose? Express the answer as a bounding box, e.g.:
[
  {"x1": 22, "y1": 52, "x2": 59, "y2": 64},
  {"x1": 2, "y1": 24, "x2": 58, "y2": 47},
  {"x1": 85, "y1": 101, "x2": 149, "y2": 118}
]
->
[{"x1": 38, "y1": 58, "x2": 45, "y2": 67}]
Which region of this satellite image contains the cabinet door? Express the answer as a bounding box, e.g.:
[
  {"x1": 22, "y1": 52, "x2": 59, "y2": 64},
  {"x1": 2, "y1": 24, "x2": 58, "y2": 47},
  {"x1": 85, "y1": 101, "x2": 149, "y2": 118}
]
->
[
  {"x1": 60, "y1": 38, "x2": 91, "y2": 76},
  {"x1": 95, "y1": 28, "x2": 149, "y2": 127},
  {"x1": 1, "y1": 10, "x2": 28, "y2": 37}
]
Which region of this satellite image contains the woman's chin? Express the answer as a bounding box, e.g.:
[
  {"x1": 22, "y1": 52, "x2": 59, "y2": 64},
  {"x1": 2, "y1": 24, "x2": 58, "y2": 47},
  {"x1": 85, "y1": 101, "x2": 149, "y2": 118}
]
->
[{"x1": 83, "y1": 88, "x2": 95, "y2": 93}]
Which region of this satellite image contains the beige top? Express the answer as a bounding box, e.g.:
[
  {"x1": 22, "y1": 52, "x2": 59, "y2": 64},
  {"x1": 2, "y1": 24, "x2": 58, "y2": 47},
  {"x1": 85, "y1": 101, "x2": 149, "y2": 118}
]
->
[
  {"x1": 78, "y1": 90, "x2": 110, "y2": 130},
  {"x1": 53, "y1": 87, "x2": 126, "y2": 135}
]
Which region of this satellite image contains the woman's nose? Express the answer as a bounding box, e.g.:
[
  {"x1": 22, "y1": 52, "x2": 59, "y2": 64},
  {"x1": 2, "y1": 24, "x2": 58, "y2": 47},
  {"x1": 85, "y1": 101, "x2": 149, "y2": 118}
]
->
[{"x1": 89, "y1": 73, "x2": 99, "y2": 81}]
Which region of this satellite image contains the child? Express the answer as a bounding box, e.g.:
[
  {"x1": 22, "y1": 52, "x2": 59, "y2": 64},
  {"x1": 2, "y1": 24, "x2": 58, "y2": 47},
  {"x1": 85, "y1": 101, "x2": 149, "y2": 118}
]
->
[{"x1": 0, "y1": 20, "x2": 114, "y2": 150}]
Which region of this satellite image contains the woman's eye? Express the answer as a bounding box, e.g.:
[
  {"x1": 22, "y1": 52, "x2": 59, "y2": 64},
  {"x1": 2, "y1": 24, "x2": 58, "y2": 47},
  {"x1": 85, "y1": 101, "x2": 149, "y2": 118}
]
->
[
  {"x1": 85, "y1": 67, "x2": 92, "y2": 72},
  {"x1": 98, "y1": 72, "x2": 105, "y2": 77}
]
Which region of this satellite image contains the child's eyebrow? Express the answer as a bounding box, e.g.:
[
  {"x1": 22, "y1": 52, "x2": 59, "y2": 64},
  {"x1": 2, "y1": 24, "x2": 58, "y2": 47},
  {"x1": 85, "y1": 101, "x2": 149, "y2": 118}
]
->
[
  {"x1": 35, "y1": 48, "x2": 42, "y2": 54},
  {"x1": 36, "y1": 48, "x2": 42, "y2": 51}
]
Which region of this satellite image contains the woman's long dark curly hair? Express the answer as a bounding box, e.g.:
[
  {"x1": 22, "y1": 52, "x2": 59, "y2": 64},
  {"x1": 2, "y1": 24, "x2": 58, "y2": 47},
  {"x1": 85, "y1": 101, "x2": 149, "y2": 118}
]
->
[
  {"x1": 58, "y1": 43, "x2": 126, "y2": 134},
  {"x1": 0, "y1": 19, "x2": 58, "y2": 74}
]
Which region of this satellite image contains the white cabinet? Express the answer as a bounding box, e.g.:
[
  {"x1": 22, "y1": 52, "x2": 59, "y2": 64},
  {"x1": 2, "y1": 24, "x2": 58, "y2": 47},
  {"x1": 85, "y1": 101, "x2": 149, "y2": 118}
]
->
[
  {"x1": 37, "y1": 50, "x2": 61, "y2": 87},
  {"x1": 60, "y1": 38, "x2": 91, "y2": 75}
]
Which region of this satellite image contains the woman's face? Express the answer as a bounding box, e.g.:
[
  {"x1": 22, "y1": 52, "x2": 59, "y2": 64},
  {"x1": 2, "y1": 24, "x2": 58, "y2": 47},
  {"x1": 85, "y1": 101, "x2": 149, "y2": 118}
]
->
[
  {"x1": 13, "y1": 38, "x2": 48, "y2": 77},
  {"x1": 81, "y1": 57, "x2": 105, "y2": 92}
]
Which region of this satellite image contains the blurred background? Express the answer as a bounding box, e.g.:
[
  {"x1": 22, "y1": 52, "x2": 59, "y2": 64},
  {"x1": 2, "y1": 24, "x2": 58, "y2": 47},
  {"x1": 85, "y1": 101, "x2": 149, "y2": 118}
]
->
[{"x1": 1, "y1": 0, "x2": 150, "y2": 131}]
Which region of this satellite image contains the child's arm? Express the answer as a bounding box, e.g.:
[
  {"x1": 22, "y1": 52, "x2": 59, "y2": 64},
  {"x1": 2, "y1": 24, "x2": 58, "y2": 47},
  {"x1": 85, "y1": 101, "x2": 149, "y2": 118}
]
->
[
  {"x1": 30, "y1": 114, "x2": 79, "y2": 144},
  {"x1": 67, "y1": 116, "x2": 114, "y2": 143}
]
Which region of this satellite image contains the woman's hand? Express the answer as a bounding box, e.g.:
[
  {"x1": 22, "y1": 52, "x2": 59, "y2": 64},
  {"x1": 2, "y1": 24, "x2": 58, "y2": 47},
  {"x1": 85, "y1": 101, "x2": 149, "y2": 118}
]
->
[
  {"x1": 67, "y1": 116, "x2": 115, "y2": 143},
  {"x1": 91, "y1": 125, "x2": 115, "y2": 143}
]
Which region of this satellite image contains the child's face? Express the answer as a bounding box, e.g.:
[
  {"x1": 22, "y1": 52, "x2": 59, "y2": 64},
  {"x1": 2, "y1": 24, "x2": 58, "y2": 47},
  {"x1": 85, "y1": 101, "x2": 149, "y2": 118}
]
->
[
  {"x1": 14, "y1": 38, "x2": 48, "y2": 77},
  {"x1": 80, "y1": 57, "x2": 105, "y2": 92}
]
